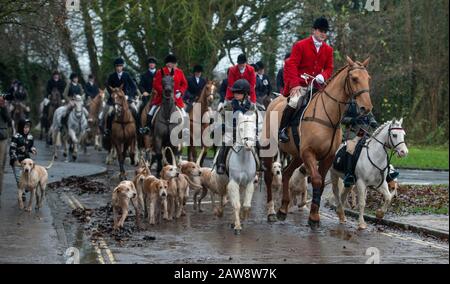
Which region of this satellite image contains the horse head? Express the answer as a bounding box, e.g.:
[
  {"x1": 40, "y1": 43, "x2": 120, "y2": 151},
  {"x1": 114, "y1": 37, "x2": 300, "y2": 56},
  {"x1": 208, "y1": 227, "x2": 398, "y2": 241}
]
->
[
  {"x1": 111, "y1": 85, "x2": 126, "y2": 119},
  {"x1": 162, "y1": 69, "x2": 175, "y2": 98},
  {"x1": 50, "y1": 87, "x2": 62, "y2": 106},
  {"x1": 236, "y1": 111, "x2": 257, "y2": 150},
  {"x1": 73, "y1": 95, "x2": 84, "y2": 119},
  {"x1": 388, "y1": 118, "x2": 408, "y2": 158},
  {"x1": 345, "y1": 56, "x2": 373, "y2": 115},
  {"x1": 204, "y1": 80, "x2": 217, "y2": 105}
]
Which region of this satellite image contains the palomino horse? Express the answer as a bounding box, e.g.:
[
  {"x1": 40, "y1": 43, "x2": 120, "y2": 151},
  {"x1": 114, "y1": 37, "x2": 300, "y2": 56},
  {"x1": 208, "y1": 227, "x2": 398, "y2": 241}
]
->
[
  {"x1": 41, "y1": 87, "x2": 62, "y2": 143},
  {"x1": 187, "y1": 81, "x2": 216, "y2": 165},
  {"x1": 139, "y1": 89, "x2": 157, "y2": 159},
  {"x1": 152, "y1": 69, "x2": 182, "y2": 175},
  {"x1": 110, "y1": 87, "x2": 137, "y2": 180},
  {"x1": 262, "y1": 56, "x2": 373, "y2": 229},
  {"x1": 330, "y1": 119, "x2": 408, "y2": 230},
  {"x1": 87, "y1": 90, "x2": 105, "y2": 151},
  {"x1": 215, "y1": 110, "x2": 258, "y2": 235}
]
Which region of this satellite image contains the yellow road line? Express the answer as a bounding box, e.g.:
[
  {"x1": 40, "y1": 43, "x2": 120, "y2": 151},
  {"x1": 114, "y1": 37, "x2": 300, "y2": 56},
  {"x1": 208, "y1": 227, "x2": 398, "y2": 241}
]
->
[
  {"x1": 98, "y1": 237, "x2": 116, "y2": 264},
  {"x1": 62, "y1": 193, "x2": 76, "y2": 209},
  {"x1": 91, "y1": 240, "x2": 105, "y2": 264},
  {"x1": 70, "y1": 195, "x2": 85, "y2": 210}
]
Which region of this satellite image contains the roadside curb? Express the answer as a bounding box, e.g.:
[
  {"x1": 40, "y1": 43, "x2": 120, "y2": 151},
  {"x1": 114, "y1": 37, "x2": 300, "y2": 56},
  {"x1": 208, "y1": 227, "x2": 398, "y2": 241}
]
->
[
  {"x1": 328, "y1": 205, "x2": 449, "y2": 241},
  {"x1": 397, "y1": 167, "x2": 449, "y2": 173}
]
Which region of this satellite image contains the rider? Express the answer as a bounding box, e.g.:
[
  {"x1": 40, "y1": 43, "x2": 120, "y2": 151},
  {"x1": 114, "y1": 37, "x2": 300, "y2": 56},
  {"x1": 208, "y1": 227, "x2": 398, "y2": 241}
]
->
[
  {"x1": 255, "y1": 61, "x2": 272, "y2": 105},
  {"x1": 63, "y1": 73, "x2": 85, "y2": 103},
  {"x1": 225, "y1": 54, "x2": 256, "y2": 105},
  {"x1": 43, "y1": 71, "x2": 66, "y2": 117},
  {"x1": 141, "y1": 54, "x2": 188, "y2": 134},
  {"x1": 279, "y1": 17, "x2": 334, "y2": 143},
  {"x1": 6, "y1": 80, "x2": 30, "y2": 117},
  {"x1": 138, "y1": 57, "x2": 158, "y2": 134},
  {"x1": 341, "y1": 99, "x2": 378, "y2": 187},
  {"x1": 104, "y1": 58, "x2": 139, "y2": 137},
  {"x1": 276, "y1": 53, "x2": 291, "y2": 93},
  {"x1": 84, "y1": 74, "x2": 100, "y2": 101},
  {"x1": 217, "y1": 68, "x2": 230, "y2": 112},
  {"x1": 216, "y1": 79, "x2": 260, "y2": 175},
  {"x1": 184, "y1": 65, "x2": 206, "y2": 113}
]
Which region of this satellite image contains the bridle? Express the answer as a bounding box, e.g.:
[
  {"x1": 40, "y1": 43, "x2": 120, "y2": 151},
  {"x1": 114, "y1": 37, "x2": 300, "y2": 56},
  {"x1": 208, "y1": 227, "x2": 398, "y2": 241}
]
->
[{"x1": 363, "y1": 124, "x2": 406, "y2": 189}]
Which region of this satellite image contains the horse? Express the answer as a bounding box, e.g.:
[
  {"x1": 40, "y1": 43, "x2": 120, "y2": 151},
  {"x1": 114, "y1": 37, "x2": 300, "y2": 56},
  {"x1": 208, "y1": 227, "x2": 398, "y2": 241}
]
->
[
  {"x1": 330, "y1": 118, "x2": 408, "y2": 230},
  {"x1": 215, "y1": 110, "x2": 258, "y2": 235},
  {"x1": 87, "y1": 90, "x2": 105, "y2": 151},
  {"x1": 40, "y1": 87, "x2": 62, "y2": 143},
  {"x1": 9, "y1": 100, "x2": 28, "y2": 134},
  {"x1": 139, "y1": 89, "x2": 157, "y2": 160},
  {"x1": 67, "y1": 96, "x2": 89, "y2": 162},
  {"x1": 187, "y1": 80, "x2": 216, "y2": 165},
  {"x1": 262, "y1": 56, "x2": 373, "y2": 229},
  {"x1": 50, "y1": 104, "x2": 70, "y2": 161},
  {"x1": 110, "y1": 86, "x2": 137, "y2": 180},
  {"x1": 152, "y1": 69, "x2": 182, "y2": 175}
]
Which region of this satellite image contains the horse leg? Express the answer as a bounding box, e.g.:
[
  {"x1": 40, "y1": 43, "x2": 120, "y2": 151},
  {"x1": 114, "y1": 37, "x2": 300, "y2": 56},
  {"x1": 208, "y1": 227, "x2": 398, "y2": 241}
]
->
[
  {"x1": 277, "y1": 157, "x2": 302, "y2": 221},
  {"x1": 331, "y1": 171, "x2": 346, "y2": 224},
  {"x1": 356, "y1": 179, "x2": 368, "y2": 230},
  {"x1": 241, "y1": 182, "x2": 255, "y2": 221},
  {"x1": 227, "y1": 180, "x2": 242, "y2": 234},
  {"x1": 263, "y1": 157, "x2": 276, "y2": 222},
  {"x1": 302, "y1": 150, "x2": 322, "y2": 229},
  {"x1": 376, "y1": 182, "x2": 392, "y2": 220}
]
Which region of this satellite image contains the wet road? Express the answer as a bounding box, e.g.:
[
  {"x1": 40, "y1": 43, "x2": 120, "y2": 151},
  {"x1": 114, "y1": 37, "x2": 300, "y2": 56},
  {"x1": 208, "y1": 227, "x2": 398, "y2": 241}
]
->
[
  {"x1": 398, "y1": 169, "x2": 448, "y2": 185},
  {"x1": 1, "y1": 141, "x2": 448, "y2": 264}
]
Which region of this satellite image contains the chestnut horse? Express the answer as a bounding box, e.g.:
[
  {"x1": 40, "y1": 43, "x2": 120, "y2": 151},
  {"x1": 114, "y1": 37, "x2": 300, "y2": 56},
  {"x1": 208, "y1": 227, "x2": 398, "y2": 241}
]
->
[
  {"x1": 187, "y1": 81, "x2": 216, "y2": 165},
  {"x1": 87, "y1": 90, "x2": 105, "y2": 151},
  {"x1": 110, "y1": 87, "x2": 137, "y2": 180},
  {"x1": 262, "y1": 57, "x2": 373, "y2": 229}
]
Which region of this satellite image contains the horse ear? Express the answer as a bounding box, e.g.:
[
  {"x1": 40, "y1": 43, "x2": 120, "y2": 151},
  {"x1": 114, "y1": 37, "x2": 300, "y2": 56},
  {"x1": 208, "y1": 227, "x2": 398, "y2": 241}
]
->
[
  {"x1": 362, "y1": 57, "x2": 370, "y2": 67},
  {"x1": 399, "y1": 118, "x2": 403, "y2": 125},
  {"x1": 346, "y1": 56, "x2": 355, "y2": 66}
]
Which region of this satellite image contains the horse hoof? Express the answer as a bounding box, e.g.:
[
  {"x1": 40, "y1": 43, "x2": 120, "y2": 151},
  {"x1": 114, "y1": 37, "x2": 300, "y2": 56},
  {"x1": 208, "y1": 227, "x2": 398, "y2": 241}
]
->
[
  {"x1": 358, "y1": 223, "x2": 368, "y2": 230},
  {"x1": 376, "y1": 209, "x2": 385, "y2": 220},
  {"x1": 234, "y1": 229, "x2": 241, "y2": 235},
  {"x1": 63, "y1": 153, "x2": 67, "y2": 158},
  {"x1": 308, "y1": 218, "x2": 321, "y2": 230},
  {"x1": 267, "y1": 214, "x2": 277, "y2": 223},
  {"x1": 276, "y1": 210, "x2": 287, "y2": 221}
]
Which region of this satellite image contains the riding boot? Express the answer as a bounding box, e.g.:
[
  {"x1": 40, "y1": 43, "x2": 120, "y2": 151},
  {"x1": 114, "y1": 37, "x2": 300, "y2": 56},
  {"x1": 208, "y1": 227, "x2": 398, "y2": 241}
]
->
[
  {"x1": 256, "y1": 142, "x2": 267, "y2": 172},
  {"x1": 140, "y1": 114, "x2": 154, "y2": 135},
  {"x1": 343, "y1": 153, "x2": 356, "y2": 188},
  {"x1": 278, "y1": 105, "x2": 297, "y2": 143},
  {"x1": 216, "y1": 146, "x2": 229, "y2": 175},
  {"x1": 104, "y1": 112, "x2": 114, "y2": 136}
]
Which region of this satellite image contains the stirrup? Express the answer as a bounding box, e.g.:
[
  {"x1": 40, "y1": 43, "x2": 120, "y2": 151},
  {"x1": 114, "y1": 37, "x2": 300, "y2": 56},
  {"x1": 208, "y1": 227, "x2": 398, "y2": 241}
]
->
[
  {"x1": 279, "y1": 128, "x2": 290, "y2": 143},
  {"x1": 343, "y1": 174, "x2": 355, "y2": 187}
]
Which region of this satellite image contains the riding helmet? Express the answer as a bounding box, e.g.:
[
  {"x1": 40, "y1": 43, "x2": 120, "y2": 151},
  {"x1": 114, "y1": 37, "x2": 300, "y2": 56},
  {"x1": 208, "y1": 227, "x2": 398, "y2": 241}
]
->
[
  {"x1": 237, "y1": 54, "x2": 247, "y2": 64},
  {"x1": 164, "y1": 54, "x2": 177, "y2": 64},
  {"x1": 69, "y1": 73, "x2": 78, "y2": 80},
  {"x1": 147, "y1": 57, "x2": 157, "y2": 65},
  {"x1": 255, "y1": 61, "x2": 265, "y2": 71},
  {"x1": 313, "y1": 17, "x2": 330, "y2": 32},
  {"x1": 193, "y1": 65, "x2": 203, "y2": 73},
  {"x1": 114, "y1": 58, "x2": 125, "y2": 66},
  {"x1": 231, "y1": 79, "x2": 251, "y2": 94}
]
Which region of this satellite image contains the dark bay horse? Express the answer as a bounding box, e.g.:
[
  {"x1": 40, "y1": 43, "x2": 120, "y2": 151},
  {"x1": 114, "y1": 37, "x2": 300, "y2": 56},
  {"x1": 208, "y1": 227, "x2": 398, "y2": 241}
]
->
[
  {"x1": 187, "y1": 80, "x2": 216, "y2": 165},
  {"x1": 262, "y1": 57, "x2": 373, "y2": 229},
  {"x1": 41, "y1": 87, "x2": 62, "y2": 143},
  {"x1": 151, "y1": 69, "x2": 182, "y2": 175},
  {"x1": 110, "y1": 87, "x2": 137, "y2": 180}
]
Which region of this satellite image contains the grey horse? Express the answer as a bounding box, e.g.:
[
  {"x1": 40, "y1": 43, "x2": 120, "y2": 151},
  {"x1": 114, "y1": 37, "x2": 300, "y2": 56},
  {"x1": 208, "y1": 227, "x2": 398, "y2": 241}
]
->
[
  {"x1": 215, "y1": 110, "x2": 258, "y2": 235},
  {"x1": 67, "y1": 96, "x2": 89, "y2": 161}
]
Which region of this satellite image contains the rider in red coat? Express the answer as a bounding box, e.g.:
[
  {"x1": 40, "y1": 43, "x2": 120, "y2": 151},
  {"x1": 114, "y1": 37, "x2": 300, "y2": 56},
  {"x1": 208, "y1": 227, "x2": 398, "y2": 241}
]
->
[
  {"x1": 225, "y1": 54, "x2": 257, "y2": 104},
  {"x1": 279, "y1": 17, "x2": 334, "y2": 143},
  {"x1": 142, "y1": 54, "x2": 188, "y2": 134}
]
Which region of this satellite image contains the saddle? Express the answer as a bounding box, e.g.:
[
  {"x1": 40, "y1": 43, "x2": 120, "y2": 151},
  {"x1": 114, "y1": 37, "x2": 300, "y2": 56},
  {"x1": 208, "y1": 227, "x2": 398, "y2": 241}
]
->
[
  {"x1": 333, "y1": 136, "x2": 367, "y2": 175},
  {"x1": 289, "y1": 89, "x2": 314, "y2": 150},
  {"x1": 151, "y1": 106, "x2": 185, "y2": 127}
]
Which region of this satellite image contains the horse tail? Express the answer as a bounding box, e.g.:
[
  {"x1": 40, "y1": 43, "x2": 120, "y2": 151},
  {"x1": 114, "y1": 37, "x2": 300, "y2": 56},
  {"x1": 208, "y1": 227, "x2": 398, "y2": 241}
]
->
[{"x1": 45, "y1": 155, "x2": 55, "y2": 170}]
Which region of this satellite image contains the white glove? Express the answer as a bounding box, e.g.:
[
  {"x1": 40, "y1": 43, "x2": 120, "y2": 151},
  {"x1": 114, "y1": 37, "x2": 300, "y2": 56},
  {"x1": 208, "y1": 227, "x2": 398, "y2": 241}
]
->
[
  {"x1": 315, "y1": 74, "x2": 325, "y2": 85},
  {"x1": 43, "y1": 98, "x2": 50, "y2": 106},
  {"x1": 175, "y1": 91, "x2": 182, "y2": 99},
  {"x1": 217, "y1": 102, "x2": 225, "y2": 112}
]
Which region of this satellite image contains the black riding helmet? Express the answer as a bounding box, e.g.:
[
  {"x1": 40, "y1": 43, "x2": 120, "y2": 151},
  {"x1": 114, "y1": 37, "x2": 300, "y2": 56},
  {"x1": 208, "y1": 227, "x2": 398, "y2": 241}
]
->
[
  {"x1": 18, "y1": 118, "x2": 32, "y2": 135},
  {"x1": 231, "y1": 79, "x2": 250, "y2": 94}
]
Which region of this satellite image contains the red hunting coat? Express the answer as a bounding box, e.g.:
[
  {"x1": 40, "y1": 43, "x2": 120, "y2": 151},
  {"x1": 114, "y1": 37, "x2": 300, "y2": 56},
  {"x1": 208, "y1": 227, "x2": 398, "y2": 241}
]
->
[
  {"x1": 283, "y1": 36, "x2": 334, "y2": 96},
  {"x1": 152, "y1": 67, "x2": 188, "y2": 108},
  {"x1": 225, "y1": 64, "x2": 257, "y2": 103}
]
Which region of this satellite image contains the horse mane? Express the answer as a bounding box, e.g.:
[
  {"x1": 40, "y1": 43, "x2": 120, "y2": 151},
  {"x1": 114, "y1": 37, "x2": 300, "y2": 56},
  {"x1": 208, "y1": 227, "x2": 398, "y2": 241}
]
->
[
  {"x1": 370, "y1": 120, "x2": 391, "y2": 138},
  {"x1": 325, "y1": 64, "x2": 349, "y2": 85}
]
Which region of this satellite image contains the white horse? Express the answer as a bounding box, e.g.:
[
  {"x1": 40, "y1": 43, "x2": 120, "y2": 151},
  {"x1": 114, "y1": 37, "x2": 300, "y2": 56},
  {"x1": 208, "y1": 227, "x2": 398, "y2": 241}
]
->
[
  {"x1": 67, "y1": 96, "x2": 89, "y2": 161},
  {"x1": 330, "y1": 118, "x2": 408, "y2": 230},
  {"x1": 215, "y1": 110, "x2": 258, "y2": 235}
]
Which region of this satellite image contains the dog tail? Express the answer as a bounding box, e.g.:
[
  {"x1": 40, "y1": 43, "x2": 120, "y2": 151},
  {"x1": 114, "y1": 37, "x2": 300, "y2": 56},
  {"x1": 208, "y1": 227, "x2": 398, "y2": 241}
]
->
[{"x1": 45, "y1": 155, "x2": 55, "y2": 170}]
